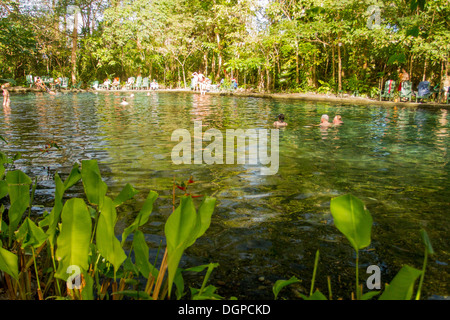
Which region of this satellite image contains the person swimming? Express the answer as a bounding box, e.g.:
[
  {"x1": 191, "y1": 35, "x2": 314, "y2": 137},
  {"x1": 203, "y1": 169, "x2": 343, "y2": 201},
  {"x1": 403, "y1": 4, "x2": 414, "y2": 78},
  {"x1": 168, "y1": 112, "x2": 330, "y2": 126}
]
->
[
  {"x1": 273, "y1": 114, "x2": 288, "y2": 127},
  {"x1": 320, "y1": 114, "x2": 332, "y2": 127},
  {"x1": 333, "y1": 115, "x2": 343, "y2": 125}
]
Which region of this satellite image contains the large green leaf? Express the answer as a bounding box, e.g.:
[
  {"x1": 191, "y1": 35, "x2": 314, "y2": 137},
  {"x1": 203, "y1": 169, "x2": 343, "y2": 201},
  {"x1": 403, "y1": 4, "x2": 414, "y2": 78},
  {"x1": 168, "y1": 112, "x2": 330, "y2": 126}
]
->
[
  {"x1": 121, "y1": 190, "x2": 158, "y2": 246},
  {"x1": 46, "y1": 173, "x2": 65, "y2": 249},
  {"x1": 16, "y1": 217, "x2": 48, "y2": 249},
  {"x1": 132, "y1": 230, "x2": 158, "y2": 279},
  {"x1": 164, "y1": 195, "x2": 216, "y2": 297},
  {"x1": 81, "y1": 272, "x2": 94, "y2": 300},
  {"x1": 185, "y1": 196, "x2": 216, "y2": 248},
  {"x1": 0, "y1": 205, "x2": 6, "y2": 234},
  {"x1": 273, "y1": 276, "x2": 300, "y2": 300},
  {"x1": 379, "y1": 265, "x2": 422, "y2": 300},
  {"x1": 0, "y1": 247, "x2": 19, "y2": 280},
  {"x1": 55, "y1": 198, "x2": 92, "y2": 281},
  {"x1": 96, "y1": 196, "x2": 126, "y2": 273},
  {"x1": 63, "y1": 163, "x2": 82, "y2": 191},
  {"x1": 80, "y1": 160, "x2": 107, "y2": 207},
  {"x1": 6, "y1": 170, "x2": 32, "y2": 239},
  {"x1": 420, "y1": 229, "x2": 434, "y2": 255},
  {"x1": 330, "y1": 194, "x2": 372, "y2": 251},
  {"x1": 46, "y1": 166, "x2": 82, "y2": 250},
  {"x1": 165, "y1": 196, "x2": 197, "y2": 296},
  {"x1": 0, "y1": 180, "x2": 7, "y2": 199},
  {"x1": 113, "y1": 183, "x2": 139, "y2": 207}
]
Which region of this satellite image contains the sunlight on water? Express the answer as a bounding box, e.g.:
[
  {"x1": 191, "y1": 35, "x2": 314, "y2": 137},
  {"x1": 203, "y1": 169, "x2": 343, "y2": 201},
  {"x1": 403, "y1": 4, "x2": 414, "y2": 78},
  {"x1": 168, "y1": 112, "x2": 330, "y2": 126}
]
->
[{"x1": 1, "y1": 91, "x2": 449, "y2": 299}]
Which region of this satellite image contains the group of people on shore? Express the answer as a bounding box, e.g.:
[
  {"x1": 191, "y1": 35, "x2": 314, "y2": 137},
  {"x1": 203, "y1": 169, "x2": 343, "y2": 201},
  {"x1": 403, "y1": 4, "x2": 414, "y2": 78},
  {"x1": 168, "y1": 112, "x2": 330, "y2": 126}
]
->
[
  {"x1": 192, "y1": 72, "x2": 209, "y2": 94},
  {"x1": 34, "y1": 77, "x2": 57, "y2": 95}
]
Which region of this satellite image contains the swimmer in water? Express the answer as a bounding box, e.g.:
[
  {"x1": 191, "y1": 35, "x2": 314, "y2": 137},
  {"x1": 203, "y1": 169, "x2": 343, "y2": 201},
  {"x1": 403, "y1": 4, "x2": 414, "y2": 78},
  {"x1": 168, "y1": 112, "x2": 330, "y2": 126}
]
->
[
  {"x1": 273, "y1": 114, "x2": 288, "y2": 127},
  {"x1": 333, "y1": 115, "x2": 343, "y2": 125},
  {"x1": 320, "y1": 114, "x2": 332, "y2": 127}
]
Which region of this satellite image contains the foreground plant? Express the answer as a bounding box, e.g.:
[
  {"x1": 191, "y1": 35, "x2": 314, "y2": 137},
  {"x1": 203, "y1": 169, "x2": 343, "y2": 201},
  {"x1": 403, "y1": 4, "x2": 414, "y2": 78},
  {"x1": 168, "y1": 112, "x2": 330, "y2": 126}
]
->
[
  {"x1": 0, "y1": 153, "x2": 218, "y2": 299},
  {"x1": 274, "y1": 194, "x2": 433, "y2": 300}
]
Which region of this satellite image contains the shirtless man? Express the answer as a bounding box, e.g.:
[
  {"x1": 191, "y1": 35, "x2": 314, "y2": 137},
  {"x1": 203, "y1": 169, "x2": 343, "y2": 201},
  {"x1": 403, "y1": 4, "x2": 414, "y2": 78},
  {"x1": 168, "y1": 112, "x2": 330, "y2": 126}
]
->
[
  {"x1": 320, "y1": 114, "x2": 332, "y2": 127},
  {"x1": 273, "y1": 114, "x2": 288, "y2": 127}
]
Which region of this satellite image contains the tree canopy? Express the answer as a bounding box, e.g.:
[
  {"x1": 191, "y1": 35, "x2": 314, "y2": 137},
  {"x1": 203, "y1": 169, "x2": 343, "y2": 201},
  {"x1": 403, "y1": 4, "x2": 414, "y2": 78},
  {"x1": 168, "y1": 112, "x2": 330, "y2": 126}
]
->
[{"x1": 1, "y1": 0, "x2": 449, "y2": 94}]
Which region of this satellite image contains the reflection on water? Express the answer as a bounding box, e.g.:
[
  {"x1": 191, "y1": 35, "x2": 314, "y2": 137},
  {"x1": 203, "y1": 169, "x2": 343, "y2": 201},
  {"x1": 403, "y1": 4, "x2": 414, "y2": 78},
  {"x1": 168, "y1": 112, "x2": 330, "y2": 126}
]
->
[{"x1": 1, "y1": 92, "x2": 449, "y2": 299}]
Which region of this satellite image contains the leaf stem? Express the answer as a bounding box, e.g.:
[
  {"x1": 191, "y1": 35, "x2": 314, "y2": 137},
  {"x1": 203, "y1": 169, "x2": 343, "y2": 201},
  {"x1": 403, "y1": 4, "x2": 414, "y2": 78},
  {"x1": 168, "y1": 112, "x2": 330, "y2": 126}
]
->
[
  {"x1": 415, "y1": 248, "x2": 428, "y2": 300},
  {"x1": 355, "y1": 250, "x2": 360, "y2": 300},
  {"x1": 310, "y1": 249, "x2": 320, "y2": 296},
  {"x1": 31, "y1": 247, "x2": 43, "y2": 300}
]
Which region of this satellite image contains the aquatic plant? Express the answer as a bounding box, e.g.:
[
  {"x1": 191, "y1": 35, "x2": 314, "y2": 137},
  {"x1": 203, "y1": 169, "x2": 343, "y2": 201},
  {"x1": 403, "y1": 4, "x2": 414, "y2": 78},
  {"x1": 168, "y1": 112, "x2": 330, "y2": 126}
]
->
[
  {"x1": 273, "y1": 194, "x2": 433, "y2": 300},
  {"x1": 0, "y1": 148, "x2": 218, "y2": 300}
]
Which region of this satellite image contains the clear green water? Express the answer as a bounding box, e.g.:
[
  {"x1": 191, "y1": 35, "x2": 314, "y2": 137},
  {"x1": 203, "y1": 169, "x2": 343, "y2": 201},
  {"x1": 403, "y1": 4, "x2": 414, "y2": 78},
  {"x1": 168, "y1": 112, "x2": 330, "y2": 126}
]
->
[{"x1": 1, "y1": 91, "x2": 449, "y2": 299}]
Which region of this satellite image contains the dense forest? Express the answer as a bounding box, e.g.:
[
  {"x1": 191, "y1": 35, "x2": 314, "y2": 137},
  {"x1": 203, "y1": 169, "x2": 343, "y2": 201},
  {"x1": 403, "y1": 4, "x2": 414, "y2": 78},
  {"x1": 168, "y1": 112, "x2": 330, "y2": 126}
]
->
[{"x1": 1, "y1": 0, "x2": 449, "y2": 96}]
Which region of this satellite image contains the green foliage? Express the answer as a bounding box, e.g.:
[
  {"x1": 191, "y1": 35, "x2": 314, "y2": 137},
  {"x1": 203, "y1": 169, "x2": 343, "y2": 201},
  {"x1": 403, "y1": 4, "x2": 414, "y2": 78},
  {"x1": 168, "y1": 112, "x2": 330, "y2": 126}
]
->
[
  {"x1": 0, "y1": 246, "x2": 19, "y2": 281},
  {"x1": 0, "y1": 154, "x2": 217, "y2": 300},
  {"x1": 273, "y1": 276, "x2": 300, "y2": 300},
  {"x1": 54, "y1": 198, "x2": 92, "y2": 281},
  {"x1": 165, "y1": 195, "x2": 216, "y2": 297},
  {"x1": 80, "y1": 159, "x2": 108, "y2": 207},
  {"x1": 16, "y1": 217, "x2": 48, "y2": 249},
  {"x1": 120, "y1": 190, "x2": 158, "y2": 246},
  {"x1": 379, "y1": 266, "x2": 423, "y2": 300},
  {"x1": 274, "y1": 194, "x2": 435, "y2": 300},
  {"x1": 96, "y1": 196, "x2": 126, "y2": 275},
  {"x1": 330, "y1": 194, "x2": 372, "y2": 252},
  {"x1": 5, "y1": 170, "x2": 32, "y2": 245},
  {"x1": 1, "y1": 0, "x2": 448, "y2": 91}
]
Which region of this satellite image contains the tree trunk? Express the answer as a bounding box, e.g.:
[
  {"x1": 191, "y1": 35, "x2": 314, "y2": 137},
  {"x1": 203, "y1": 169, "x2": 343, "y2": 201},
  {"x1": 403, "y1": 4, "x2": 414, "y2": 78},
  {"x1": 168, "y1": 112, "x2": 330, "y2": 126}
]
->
[
  {"x1": 215, "y1": 32, "x2": 223, "y2": 81},
  {"x1": 203, "y1": 51, "x2": 208, "y2": 76},
  {"x1": 71, "y1": 10, "x2": 78, "y2": 85},
  {"x1": 149, "y1": 61, "x2": 152, "y2": 82},
  {"x1": 211, "y1": 54, "x2": 215, "y2": 81},
  {"x1": 409, "y1": 54, "x2": 413, "y2": 81},
  {"x1": 182, "y1": 64, "x2": 186, "y2": 89},
  {"x1": 295, "y1": 39, "x2": 299, "y2": 84},
  {"x1": 439, "y1": 59, "x2": 444, "y2": 103},
  {"x1": 423, "y1": 59, "x2": 427, "y2": 81},
  {"x1": 338, "y1": 42, "x2": 342, "y2": 92},
  {"x1": 332, "y1": 44, "x2": 335, "y2": 84}
]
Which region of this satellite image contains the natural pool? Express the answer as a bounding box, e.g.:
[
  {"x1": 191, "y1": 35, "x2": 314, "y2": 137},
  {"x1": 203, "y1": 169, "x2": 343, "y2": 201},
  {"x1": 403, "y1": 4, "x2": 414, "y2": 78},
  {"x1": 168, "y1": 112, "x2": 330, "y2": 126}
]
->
[{"x1": 1, "y1": 91, "x2": 449, "y2": 299}]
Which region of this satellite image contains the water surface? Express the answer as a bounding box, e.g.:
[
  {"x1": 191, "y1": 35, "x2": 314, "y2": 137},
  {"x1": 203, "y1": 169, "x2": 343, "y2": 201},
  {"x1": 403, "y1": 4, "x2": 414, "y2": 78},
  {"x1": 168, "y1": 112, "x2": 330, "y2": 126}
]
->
[{"x1": 1, "y1": 91, "x2": 449, "y2": 299}]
